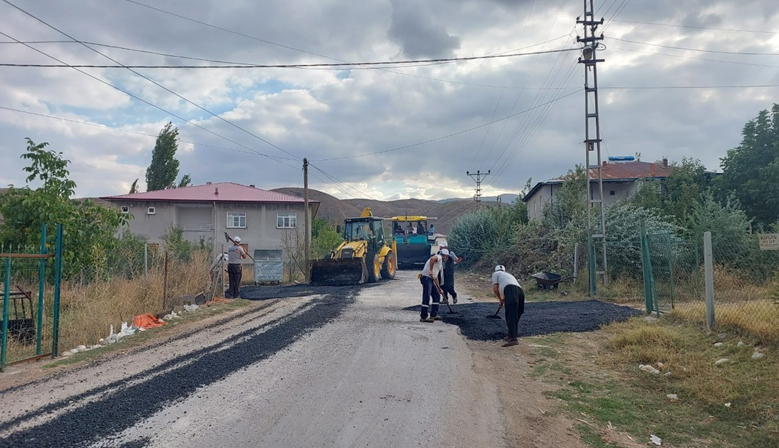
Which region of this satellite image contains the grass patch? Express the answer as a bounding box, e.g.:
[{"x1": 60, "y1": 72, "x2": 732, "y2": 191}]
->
[
  {"x1": 528, "y1": 318, "x2": 779, "y2": 448},
  {"x1": 44, "y1": 299, "x2": 253, "y2": 369}
]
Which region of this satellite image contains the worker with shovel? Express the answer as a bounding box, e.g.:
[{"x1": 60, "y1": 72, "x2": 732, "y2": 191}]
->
[
  {"x1": 227, "y1": 236, "x2": 247, "y2": 298},
  {"x1": 492, "y1": 265, "x2": 525, "y2": 347},
  {"x1": 419, "y1": 250, "x2": 450, "y2": 322}
]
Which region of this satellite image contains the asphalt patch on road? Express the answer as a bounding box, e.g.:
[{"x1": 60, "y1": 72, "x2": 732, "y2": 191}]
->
[
  {"x1": 0, "y1": 288, "x2": 359, "y2": 448},
  {"x1": 405, "y1": 300, "x2": 642, "y2": 341},
  {"x1": 238, "y1": 282, "x2": 379, "y2": 301}
]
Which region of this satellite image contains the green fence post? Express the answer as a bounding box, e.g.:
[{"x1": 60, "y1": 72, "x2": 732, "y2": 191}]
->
[
  {"x1": 51, "y1": 224, "x2": 63, "y2": 359},
  {"x1": 36, "y1": 223, "x2": 47, "y2": 355},
  {"x1": 1, "y1": 258, "x2": 10, "y2": 371},
  {"x1": 640, "y1": 220, "x2": 654, "y2": 313},
  {"x1": 588, "y1": 240, "x2": 597, "y2": 296}
]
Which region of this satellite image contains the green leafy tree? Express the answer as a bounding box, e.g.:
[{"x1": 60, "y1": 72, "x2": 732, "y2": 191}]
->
[
  {"x1": 541, "y1": 165, "x2": 586, "y2": 230},
  {"x1": 630, "y1": 180, "x2": 663, "y2": 212},
  {"x1": 717, "y1": 104, "x2": 779, "y2": 227},
  {"x1": 178, "y1": 174, "x2": 192, "y2": 188},
  {"x1": 145, "y1": 122, "x2": 181, "y2": 191},
  {"x1": 311, "y1": 218, "x2": 342, "y2": 259},
  {"x1": 0, "y1": 138, "x2": 128, "y2": 279},
  {"x1": 129, "y1": 178, "x2": 139, "y2": 194},
  {"x1": 664, "y1": 158, "x2": 710, "y2": 226}
]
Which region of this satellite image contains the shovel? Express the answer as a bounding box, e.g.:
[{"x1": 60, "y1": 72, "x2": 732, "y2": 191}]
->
[
  {"x1": 486, "y1": 303, "x2": 503, "y2": 319},
  {"x1": 224, "y1": 232, "x2": 255, "y2": 262}
]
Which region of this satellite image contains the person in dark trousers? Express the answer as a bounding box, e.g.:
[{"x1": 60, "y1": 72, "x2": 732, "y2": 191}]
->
[
  {"x1": 491, "y1": 265, "x2": 525, "y2": 347},
  {"x1": 227, "y1": 236, "x2": 247, "y2": 298},
  {"x1": 419, "y1": 250, "x2": 450, "y2": 322},
  {"x1": 437, "y1": 241, "x2": 462, "y2": 304}
]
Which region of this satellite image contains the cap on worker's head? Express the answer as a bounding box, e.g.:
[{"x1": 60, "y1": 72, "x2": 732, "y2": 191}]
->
[
  {"x1": 234, "y1": 236, "x2": 241, "y2": 243},
  {"x1": 495, "y1": 265, "x2": 505, "y2": 272},
  {"x1": 439, "y1": 240, "x2": 448, "y2": 247},
  {"x1": 440, "y1": 249, "x2": 450, "y2": 256}
]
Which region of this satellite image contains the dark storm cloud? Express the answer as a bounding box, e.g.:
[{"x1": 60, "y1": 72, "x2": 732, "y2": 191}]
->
[
  {"x1": 0, "y1": 0, "x2": 777, "y2": 200},
  {"x1": 387, "y1": 0, "x2": 461, "y2": 58}
]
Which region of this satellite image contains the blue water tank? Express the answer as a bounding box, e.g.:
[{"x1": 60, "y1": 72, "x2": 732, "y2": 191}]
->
[{"x1": 608, "y1": 156, "x2": 635, "y2": 162}]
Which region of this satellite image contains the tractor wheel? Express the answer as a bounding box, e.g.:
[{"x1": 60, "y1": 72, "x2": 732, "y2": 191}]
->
[
  {"x1": 366, "y1": 253, "x2": 381, "y2": 283},
  {"x1": 381, "y1": 251, "x2": 397, "y2": 280}
]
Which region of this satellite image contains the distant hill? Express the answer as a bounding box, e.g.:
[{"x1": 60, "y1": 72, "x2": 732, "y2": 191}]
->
[{"x1": 272, "y1": 188, "x2": 492, "y2": 235}]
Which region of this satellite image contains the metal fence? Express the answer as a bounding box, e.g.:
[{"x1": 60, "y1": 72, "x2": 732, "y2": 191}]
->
[
  {"x1": 637, "y1": 227, "x2": 779, "y2": 342},
  {"x1": 1, "y1": 224, "x2": 63, "y2": 370}
]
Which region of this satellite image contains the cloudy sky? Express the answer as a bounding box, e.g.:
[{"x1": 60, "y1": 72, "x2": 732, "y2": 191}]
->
[{"x1": 1, "y1": 0, "x2": 777, "y2": 201}]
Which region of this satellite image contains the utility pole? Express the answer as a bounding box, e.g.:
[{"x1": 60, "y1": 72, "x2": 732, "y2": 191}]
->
[
  {"x1": 577, "y1": 0, "x2": 607, "y2": 295},
  {"x1": 303, "y1": 158, "x2": 310, "y2": 283},
  {"x1": 466, "y1": 170, "x2": 490, "y2": 203}
]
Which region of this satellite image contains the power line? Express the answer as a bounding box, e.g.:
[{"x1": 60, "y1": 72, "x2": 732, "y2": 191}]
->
[
  {"x1": 601, "y1": 84, "x2": 779, "y2": 89},
  {"x1": 119, "y1": 0, "x2": 340, "y2": 62},
  {"x1": 0, "y1": 30, "x2": 301, "y2": 173},
  {"x1": 308, "y1": 163, "x2": 381, "y2": 201},
  {"x1": 612, "y1": 37, "x2": 779, "y2": 56},
  {"x1": 609, "y1": 18, "x2": 778, "y2": 35},
  {"x1": 0, "y1": 47, "x2": 582, "y2": 69},
  {"x1": 2, "y1": 0, "x2": 300, "y2": 161},
  {"x1": 0, "y1": 105, "x2": 298, "y2": 160},
  {"x1": 310, "y1": 89, "x2": 582, "y2": 162},
  {"x1": 612, "y1": 46, "x2": 779, "y2": 69}
]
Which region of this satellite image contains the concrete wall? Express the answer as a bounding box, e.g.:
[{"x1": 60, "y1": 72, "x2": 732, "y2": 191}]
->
[
  {"x1": 526, "y1": 183, "x2": 563, "y2": 222},
  {"x1": 110, "y1": 201, "x2": 314, "y2": 269},
  {"x1": 526, "y1": 180, "x2": 640, "y2": 222}
]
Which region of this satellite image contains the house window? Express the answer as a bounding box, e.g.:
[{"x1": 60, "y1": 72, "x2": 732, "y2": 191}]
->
[
  {"x1": 610, "y1": 190, "x2": 616, "y2": 196},
  {"x1": 277, "y1": 214, "x2": 297, "y2": 228},
  {"x1": 147, "y1": 207, "x2": 156, "y2": 215},
  {"x1": 227, "y1": 212, "x2": 246, "y2": 229},
  {"x1": 120, "y1": 206, "x2": 130, "y2": 214}
]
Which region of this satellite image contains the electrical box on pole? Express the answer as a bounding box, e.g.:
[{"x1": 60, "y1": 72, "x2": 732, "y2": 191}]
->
[{"x1": 577, "y1": 0, "x2": 607, "y2": 295}]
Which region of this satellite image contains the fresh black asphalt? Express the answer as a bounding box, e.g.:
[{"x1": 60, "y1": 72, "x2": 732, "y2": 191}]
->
[
  {"x1": 405, "y1": 300, "x2": 643, "y2": 341},
  {"x1": 0, "y1": 289, "x2": 359, "y2": 448}
]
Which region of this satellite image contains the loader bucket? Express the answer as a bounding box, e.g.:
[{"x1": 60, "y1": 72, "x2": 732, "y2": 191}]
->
[{"x1": 310, "y1": 258, "x2": 366, "y2": 286}]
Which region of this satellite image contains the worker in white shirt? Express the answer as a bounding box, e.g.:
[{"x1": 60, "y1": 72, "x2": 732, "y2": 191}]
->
[
  {"x1": 418, "y1": 249, "x2": 450, "y2": 322},
  {"x1": 491, "y1": 265, "x2": 525, "y2": 347}
]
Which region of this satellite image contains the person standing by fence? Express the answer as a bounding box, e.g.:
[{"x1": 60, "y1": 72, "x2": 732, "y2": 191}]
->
[{"x1": 228, "y1": 237, "x2": 247, "y2": 298}]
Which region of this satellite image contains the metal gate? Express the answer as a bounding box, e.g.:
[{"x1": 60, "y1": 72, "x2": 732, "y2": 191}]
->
[{"x1": 1, "y1": 224, "x2": 62, "y2": 371}]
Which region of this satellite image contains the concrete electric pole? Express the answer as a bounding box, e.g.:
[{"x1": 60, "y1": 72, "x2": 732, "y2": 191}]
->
[
  {"x1": 303, "y1": 158, "x2": 310, "y2": 283},
  {"x1": 577, "y1": 0, "x2": 608, "y2": 295}
]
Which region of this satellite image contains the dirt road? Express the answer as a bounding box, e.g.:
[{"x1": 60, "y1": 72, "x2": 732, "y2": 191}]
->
[{"x1": 0, "y1": 272, "x2": 505, "y2": 448}]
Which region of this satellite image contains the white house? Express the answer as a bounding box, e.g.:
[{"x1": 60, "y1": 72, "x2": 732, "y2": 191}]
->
[{"x1": 522, "y1": 160, "x2": 674, "y2": 222}]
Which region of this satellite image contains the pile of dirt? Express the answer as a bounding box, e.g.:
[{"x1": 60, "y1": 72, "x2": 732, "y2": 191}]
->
[{"x1": 405, "y1": 300, "x2": 642, "y2": 341}]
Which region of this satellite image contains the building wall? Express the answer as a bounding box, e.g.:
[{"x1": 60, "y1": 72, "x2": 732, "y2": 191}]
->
[
  {"x1": 526, "y1": 183, "x2": 563, "y2": 222},
  {"x1": 109, "y1": 201, "x2": 314, "y2": 269},
  {"x1": 527, "y1": 180, "x2": 640, "y2": 222}
]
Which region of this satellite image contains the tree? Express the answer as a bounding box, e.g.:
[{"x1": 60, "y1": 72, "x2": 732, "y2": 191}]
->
[
  {"x1": 664, "y1": 158, "x2": 710, "y2": 226},
  {"x1": 718, "y1": 104, "x2": 779, "y2": 227},
  {"x1": 178, "y1": 174, "x2": 192, "y2": 188},
  {"x1": 145, "y1": 122, "x2": 181, "y2": 191},
  {"x1": 311, "y1": 218, "x2": 342, "y2": 259},
  {"x1": 0, "y1": 138, "x2": 128, "y2": 279},
  {"x1": 129, "y1": 179, "x2": 139, "y2": 194}
]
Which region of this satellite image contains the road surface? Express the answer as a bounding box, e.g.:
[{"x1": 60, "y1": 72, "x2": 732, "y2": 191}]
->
[{"x1": 0, "y1": 271, "x2": 505, "y2": 448}]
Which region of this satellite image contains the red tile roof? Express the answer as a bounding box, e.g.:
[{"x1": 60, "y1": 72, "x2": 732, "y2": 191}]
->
[
  {"x1": 594, "y1": 161, "x2": 674, "y2": 180},
  {"x1": 100, "y1": 182, "x2": 319, "y2": 204}
]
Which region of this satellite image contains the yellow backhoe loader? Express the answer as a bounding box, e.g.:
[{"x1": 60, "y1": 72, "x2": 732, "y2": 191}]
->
[{"x1": 310, "y1": 208, "x2": 397, "y2": 286}]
